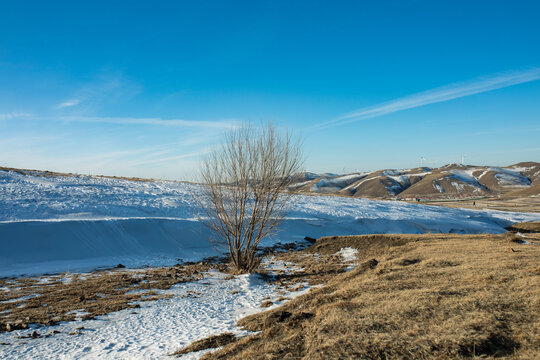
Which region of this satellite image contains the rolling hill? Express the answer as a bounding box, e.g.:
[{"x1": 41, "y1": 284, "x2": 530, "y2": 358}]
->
[{"x1": 289, "y1": 162, "x2": 540, "y2": 200}]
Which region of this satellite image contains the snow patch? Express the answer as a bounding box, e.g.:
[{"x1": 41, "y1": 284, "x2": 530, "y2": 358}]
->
[
  {"x1": 491, "y1": 168, "x2": 531, "y2": 186},
  {"x1": 508, "y1": 166, "x2": 535, "y2": 173},
  {"x1": 433, "y1": 182, "x2": 445, "y2": 194},
  {"x1": 450, "y1": 182, "x2": 464, "y2": 193},
  {"x1": 0, "y1": 293, "x2": 41, "y2": 304},
  {"x1": 385, "y1": 179, "x2": 404, "y2": 195},
  {"x1": 336, "y1": 247, "x2": 358, "y2": 263},
  {"x1": 448, "y1": 170, "x2": 485, "y2": 189},
  {"x1": 0, "y1": 268, "x2": 311, "y2": 359}
]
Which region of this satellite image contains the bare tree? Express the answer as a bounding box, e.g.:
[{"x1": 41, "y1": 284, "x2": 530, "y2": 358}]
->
[{"x1": 196, "y1": 122, "x2": 303, "y2": 273}]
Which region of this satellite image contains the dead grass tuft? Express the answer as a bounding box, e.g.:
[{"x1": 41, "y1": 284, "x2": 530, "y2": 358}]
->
[{"x1": 171, "y1": 333, "x2": 237, "y2": 356}]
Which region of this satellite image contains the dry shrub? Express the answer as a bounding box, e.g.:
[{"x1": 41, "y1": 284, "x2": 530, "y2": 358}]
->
[{"x1": 196, "y1": 122, "x2": 303, "y2": 273}]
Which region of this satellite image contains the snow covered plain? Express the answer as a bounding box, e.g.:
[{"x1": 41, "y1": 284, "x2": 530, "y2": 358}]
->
[
  {"x1": 2, "y1": 169, "x2": 540, "y2": 359},
  {"x1": 2, "y1": 169, "x2": 540, "y2": 277}
]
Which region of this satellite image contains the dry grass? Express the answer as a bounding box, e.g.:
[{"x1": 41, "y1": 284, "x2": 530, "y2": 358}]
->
[
  {"x1": 505, "y1": 221, "x2": 540, "y2": 233},
  {"x1": 194, "y1": 233, "x2": 540, "y2": 359},
  {"x1": 172, "y1": 333, "x2": 237, "y2": 356},
  {"x1": 411, "y1": 197, "x2": 540, "y2": 213}
]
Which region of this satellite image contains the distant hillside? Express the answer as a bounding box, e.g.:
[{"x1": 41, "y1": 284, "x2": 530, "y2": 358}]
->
[
  {"x1": 289, "y1": 162, "x2": 540, "y2": 200},
  {"x1": 2, "y1": 162, "x2": 539, "y2": 201}
]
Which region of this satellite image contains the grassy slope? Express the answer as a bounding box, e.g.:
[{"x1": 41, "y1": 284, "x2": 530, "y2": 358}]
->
[
  {"x1": 505, "y1": 221, "x2": 540, "y2": 233},
  {"x1": 201, "y1": 233, "x2": 540, "y2": 359}
]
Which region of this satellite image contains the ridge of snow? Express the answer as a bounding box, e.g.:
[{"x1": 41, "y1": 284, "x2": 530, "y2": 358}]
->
[
  {"x1": 310, "y1": 173, "x2": 367, "y2": 192},
  {"x1": 346, "y1": 175, "x2": 380, "y2": 190}
]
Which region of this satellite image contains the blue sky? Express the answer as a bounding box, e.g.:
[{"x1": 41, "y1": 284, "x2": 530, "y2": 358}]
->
[{"x1": 1, "y1": 1, "x2": 539, "y2": 179}]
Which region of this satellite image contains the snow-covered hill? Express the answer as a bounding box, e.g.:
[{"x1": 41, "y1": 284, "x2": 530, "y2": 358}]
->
[
  {"x1": 289, "y1": 162, "x2": 540, "y2": 199},
  {"x1": 2, "y1": 168, "x2": 540, "y2": 277}
]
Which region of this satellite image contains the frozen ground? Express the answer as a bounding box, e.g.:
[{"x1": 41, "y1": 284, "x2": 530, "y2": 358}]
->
[
  {"x1": 0, "y1": 266, "x2": 310, "y2": 360},
  {"x1": 2, "y1": 169, "x2": 540, "y2": 277},
  {"x1": 2, "y1": 169, "x2": 540, "y2": 359}
]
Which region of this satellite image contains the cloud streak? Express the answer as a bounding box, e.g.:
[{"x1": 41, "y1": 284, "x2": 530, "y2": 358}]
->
[
  {"x1": 3, "y1": 113, "x2": 237, "y2": 129},
  {"x1": 316, "y1": 68, "x2": 540, "y2": 129},
  {"x1": 57, "y1": 116, "x2": 238, "y2": 128},
  {"x1": 0, "y1": 112, "x2": 31, "y2": 120},
  {"x1": 56, "y1": 99, "x2": 81, "y2": 109}
]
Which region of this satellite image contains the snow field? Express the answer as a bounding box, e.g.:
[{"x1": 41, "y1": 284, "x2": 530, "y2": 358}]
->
[{"x1": 0, "y1": 267, "x2": 310, "y2": 360}]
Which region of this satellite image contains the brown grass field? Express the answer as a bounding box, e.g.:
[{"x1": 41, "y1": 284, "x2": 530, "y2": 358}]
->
[
  {"x1": 407, "y1": 197, "x2": 540, "y2": 213},
  {"x1": 185, "y1": 230, "x2": 540, "y2": 359}
]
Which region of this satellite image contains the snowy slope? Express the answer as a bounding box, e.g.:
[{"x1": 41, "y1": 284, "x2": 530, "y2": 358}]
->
[
  {"x1": 288, "y1": 162, "x2": 540, "y2": 198},
  {"x1": 2, "y1": 169, "x2": 540, "y2": 277}
]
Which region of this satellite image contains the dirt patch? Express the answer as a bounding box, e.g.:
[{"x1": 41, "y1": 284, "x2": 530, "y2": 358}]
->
[
  {"x1": 184, "y1": 233, "x2": 540, "y2": 359},
  {"x1": 0, "y1": 261, "x2": 227, "y2": 332}
]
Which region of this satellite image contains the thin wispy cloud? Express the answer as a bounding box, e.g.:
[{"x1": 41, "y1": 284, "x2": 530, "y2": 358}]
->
[
  {"x1": 58, "y1": 115, "x2": 238, "y2": 128},
  {"x1": 56, "y1": 99, "x2": 81, "y2": 109},
  {"x1": 51, "y1": 70, "x2": 142, "y2": 114},
  {"x1": 3, "y1": 113, "x2": 237, "y2": 129},
  {"x1": 0, "y1": 112, "x2": 31, "y2": 120},
  {"x1": 316, "y1": 68, "x2": 540, "y2": 129},
  {"x1": 127, "y1": 149, "x2": 210, "y2": 167}
]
